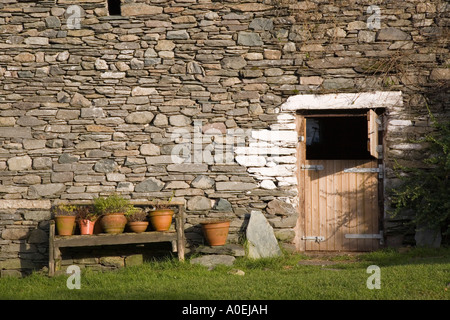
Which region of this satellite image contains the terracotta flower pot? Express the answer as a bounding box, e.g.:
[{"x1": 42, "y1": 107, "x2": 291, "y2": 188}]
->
[
  {"x1": 149, "y1": 209, "x2": 174, "y2": 231},
  {"x1": 201, "y1": 220, "x2": 230, "y2": 246},
  {"x1": 128, "y1": 221, "x2": 149, "y2": 233},
  {"x1": 55, "y1": 216, "x2": 76, "y2": 236},
  {"x1": 100, "y1": 213, "x2": 127, "y2": 234},
  {"x1": 79, "y1": 219, "x2": 96, "y2": 235}
]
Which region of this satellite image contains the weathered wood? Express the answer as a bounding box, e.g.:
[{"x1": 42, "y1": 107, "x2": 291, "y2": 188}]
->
[
  {"x1": 53, "y1": 231, "x2": 178, "y2": 248},
  {"x1": 48, "y1": 201, "x2": 186, "y2": 276},
  {"x1": 49, "y1": 221, "x2": 55, "y2": 277},
  {"x1": 176, "y1": 204, "x2": 185, "y2": 261},
  {"x1": 367, "y1": 109, "x2": 379, "y2": 159},
  {"x1": 302, "y1": 159, "x2": 379, "y2": 251}
]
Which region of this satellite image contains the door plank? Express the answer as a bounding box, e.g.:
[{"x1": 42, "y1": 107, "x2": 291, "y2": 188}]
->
[
  {"x1": 326, "y1": 160, "x2": 335, "y2": 251},
  {"x1": 367, "y1": 110, "x2": 379, "y2": 159},
  {"x1": 356, "y1": 161, "x2": 365, "y2": 251}
]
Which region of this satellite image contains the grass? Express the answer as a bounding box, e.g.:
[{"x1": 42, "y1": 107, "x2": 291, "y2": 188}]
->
[{"x1": 0, "y1": 247, "x2": 449, "y2": 300}]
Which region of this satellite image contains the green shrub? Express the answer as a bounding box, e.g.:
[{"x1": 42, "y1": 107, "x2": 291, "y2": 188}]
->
[
  {"x1": 93, "y1": 194, "x2": 132, "y2": 215},
  {"x1": 389, "y1": 109, "x2": 450, "y2": 236}
]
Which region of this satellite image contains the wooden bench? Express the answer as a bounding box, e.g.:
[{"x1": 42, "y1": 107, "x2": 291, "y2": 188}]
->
[{"x1": 48, "y1": 200, "x2": 185, "y2": 276}]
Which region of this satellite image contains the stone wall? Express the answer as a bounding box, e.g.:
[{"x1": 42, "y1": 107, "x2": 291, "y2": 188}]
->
[{"x1": 0, "y1": 0, "x2": 449, "y2": 275}]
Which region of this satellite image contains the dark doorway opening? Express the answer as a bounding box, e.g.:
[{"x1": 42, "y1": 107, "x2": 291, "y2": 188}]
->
[
  {"x1": 306, "y1": 116, "x2": 372, "y2": 160},
  {"x1": 108, "y1": 0, "x2": 121, "y2": 16}
]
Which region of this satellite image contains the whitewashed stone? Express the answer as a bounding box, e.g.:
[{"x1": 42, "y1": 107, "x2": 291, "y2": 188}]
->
[
  {"x1": 260, "y1": 180, "x2": 277, "y2": 189},
  {"x1": 235, "y1": 155, "x2": 266, "y2": 167}
]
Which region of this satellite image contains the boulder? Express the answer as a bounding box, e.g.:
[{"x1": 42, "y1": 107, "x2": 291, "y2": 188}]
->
[{"x1": 246, "y1": 210, "x2": 282, "y2": 259}]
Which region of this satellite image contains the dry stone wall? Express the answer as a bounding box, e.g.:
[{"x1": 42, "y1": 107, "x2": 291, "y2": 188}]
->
[{"x1": 0, "y1": 0, "x2": 449, "y2": 275}]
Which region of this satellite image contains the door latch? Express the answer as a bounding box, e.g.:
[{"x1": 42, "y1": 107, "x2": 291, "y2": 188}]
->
[{"x1": 302, "y1": 236, "x2": 325, "y2": 243}]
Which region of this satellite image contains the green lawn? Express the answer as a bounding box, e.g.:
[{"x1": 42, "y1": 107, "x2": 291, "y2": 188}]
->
[{"x1": 0, "y1": 247, "x2": 448, "y2": 300}]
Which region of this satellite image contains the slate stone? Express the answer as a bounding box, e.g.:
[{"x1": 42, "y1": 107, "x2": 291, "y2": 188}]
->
[
  {"x1": 191, "y1": 175, "x2": 215, "y2": 189},
  {"x1": 125, "y1": 111, "x2": 154, "y2": 124},
  {"x1": 58, "y1": 153, "x2": 79, "y2": 164},
  {"x1": 16, "y1": 116, "x2": 46, "y2": 127},
  {"x1": 29, "y1": 183, "x2": 65, "y2": 197},
  {"x1": 249, "y1": 18, "x2": 273, "y2": 31},
  {"x1": 266, "y1": 199, "x2": 296, "y2": 216},
  {"x1": 246, "y1": 210, "x2": 282, "y2": 259},
  {"x1": 215, "y1": 182, "x2": 258, "y2": 191},
  {"x1": 237, "y1": 32, "x2": 263, "y2": 46},
  {"x1": 135, "y1": 178, "x2": 165, "y2": 192},
  {"x1": 27, "y1": 229, "x2": 48, "y2": 244},
  {"x1": 214, "y1": 198, "x2": 232, "y2": 211},
  {"x1": 187, "y1": 196, "x2": 212, "y2": 211},
  {"x1": 94, "y1": 159, "x2": 118, "y2": 173},
  {"x1": 8, "y1": 156, "x2": 32, "y2": 171},
  {"x1": 221, "y1": 56, "x2": 247, "y2": 70},
  {"x1": 167, "y1": 30, "x2": 190, "y2": 40},
  {"x1": 376, "y1": 27, "x2": 411, "y2": 41}
]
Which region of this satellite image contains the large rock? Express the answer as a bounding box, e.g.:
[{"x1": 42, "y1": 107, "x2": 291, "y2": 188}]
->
[{"x1": 246, "y1": 211, "x2": 282, "y2": 259}]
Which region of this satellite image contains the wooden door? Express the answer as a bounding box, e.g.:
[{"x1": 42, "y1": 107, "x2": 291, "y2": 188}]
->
[{"x1": 296, "y1": 113, "x2": 382, "y2": 251}]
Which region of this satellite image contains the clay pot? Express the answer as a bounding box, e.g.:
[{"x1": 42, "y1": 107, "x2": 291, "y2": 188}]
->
[
  {"x1": 55, "y1": 216, "x2": 76, "y2": 236},
  {"x1": 148, "y1": 209, "x2": 174, "y2": 231},
  {"x1": 128, "y1": 221, "x2": 149, "y2": 233},
  {"x1": 100, "y1": 213, "x2": 127, "y2": 234},
  {"x1": 201, "y1": 220, "x2": 230, "y2": 246},
  {"x1": 79, "y1": 219, "x2": 96, "y2": 235}
]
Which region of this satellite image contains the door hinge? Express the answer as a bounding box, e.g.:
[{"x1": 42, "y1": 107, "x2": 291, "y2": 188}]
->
[
  {"x1": 301, "y1": 165, "x2": 324, "y2": 171},
  {"x1": 344, "y1": 164, "x2": 383, "y2": 178},
  {"x1": 345, "y1": 231, "x2": 384, "y2": 245}
]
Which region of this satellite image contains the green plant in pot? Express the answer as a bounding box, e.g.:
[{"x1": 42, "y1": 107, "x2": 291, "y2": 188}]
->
[
  {"x1": 53, "y1": 204, "x2": 77, "y2": 236},
  {"x1": 126, "y1": 207, "x2": 149, "y2": 233},
  {"x1": 93, "y1": 194, "x2": 132, "y2": 234},
  {"x1": 76, "y1": 205, "x2": 98, "y2": 235},
  {"x1": 149, "y1": 195, "x2": 174, "y2": 231}
]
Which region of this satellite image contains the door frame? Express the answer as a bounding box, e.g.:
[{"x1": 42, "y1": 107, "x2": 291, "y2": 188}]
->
[{"x1": 295, "y1": 110, "x2": 386, "y2": 251}]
